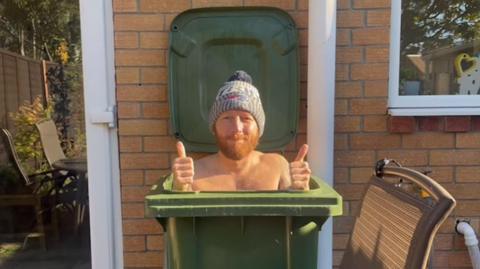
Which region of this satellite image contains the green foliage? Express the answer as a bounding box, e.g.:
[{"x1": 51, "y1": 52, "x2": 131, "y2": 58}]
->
[
  {"x1": 9, "y1": 95, "x2": 52, "y2": 173},
  {"x1": 0, "y1": 0, "x2": 81, "y2": 63},
  {"x1": 0, "y1": 165, "x2": 20, "y2": 194},
  {"x1": 402, "y1": 0, "x2": 480, "y2": 54}
]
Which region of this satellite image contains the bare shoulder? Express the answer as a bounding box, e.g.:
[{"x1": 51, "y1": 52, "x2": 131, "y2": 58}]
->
[{"x1": 259, "y1": 152, "x2": 289, "y2": 167}]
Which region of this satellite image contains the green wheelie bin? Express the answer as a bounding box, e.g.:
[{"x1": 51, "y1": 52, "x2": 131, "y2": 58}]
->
[{"x1": 145, "y1": 175, "x2": 342, "y2": 269}]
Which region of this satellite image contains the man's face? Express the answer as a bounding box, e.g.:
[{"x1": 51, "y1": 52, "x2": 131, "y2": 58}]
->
[{"x1": 214, "y1": 110, "x2": 259, "y2": 160}]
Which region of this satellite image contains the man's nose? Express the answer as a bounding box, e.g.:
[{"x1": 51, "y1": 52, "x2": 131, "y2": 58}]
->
[{"x1": 232, "y1": 117, "x2": 243, "y2": 132}]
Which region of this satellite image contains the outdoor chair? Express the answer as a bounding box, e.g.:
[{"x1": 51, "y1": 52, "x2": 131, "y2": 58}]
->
[
  {"x1": 35, "y1": 119, "x2": 66, "y2": 166},
  {"x1": 339, "y1": 159, "x2": 456, "y2": 269},
  {"x1": 0, "y1": 128, "x2": 68, "y2": 249}
]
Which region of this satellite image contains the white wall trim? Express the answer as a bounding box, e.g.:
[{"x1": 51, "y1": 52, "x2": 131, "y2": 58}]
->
[
  {"x1": 79, "y1": 0, "x2": 123, "y2": 268},
  {"x1": 308, "y1": 1, "x2": 336, "y2": 269},
  {"x1": 388, "y1": 0, "x2": 480, "y2": 115}
]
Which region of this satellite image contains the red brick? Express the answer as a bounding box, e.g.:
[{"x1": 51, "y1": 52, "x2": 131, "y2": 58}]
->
[
  {"x1": 123, "y1": 235, "x2": 146, "y2": 252},
  {"x1": 118, "y1": 102, "x2": 141, "y2": 119},
  {"x1": 402, "y1": 133, "x2": 455, "y2": 149},
  {"x1": 147, "y1": 235, "x2": 165, "y2": 250},
  {"x1": 334, "y1": 134, "x2": 349, "y2": 150},
  {"x1": 445, "y1": 116, "x2": 471, "y2": 132},
  {"x1": 333, "y1": 251, "x2": 344, "y2": 267},
  {"x1": 335, "y1": 116, "x2": 361, "y2": 132},
  {"x1": 456, "y1": 166, "x2": 480, "y2": 183},
  {"x1": 367, "y1": 10, "x2": 390, "y2": 26},
  {"x1": 116, "y1": 68, "x2": 140, "y2": 84},
  {"x1": 124, "y1": 251, "x2": 163, "y2": 267},
  {"x1": 116, "y1": 50, "x2": 166, "y2": 66},
  {"x1": 351, "y1": 63, "x2": 389, "y2": 80},
  {"x1": 119, "y1": 136, "x2": 143, "y2": 152},
  {"x1": 299, "y1": 29, "x2": 308, "y2": 46},
  {"x1": 352, "y1": 28, "x2": 390, "y2": 45},
  {"x1": 334, "y1": 167, "x2": 349, "y2": 184},
  {"x1": 123, "y1": 219, "x2": 163, "y2": 235},
  {"x1": 115, "y1": 32, "x2": 138, "y2": 48},
  {"x1": 297, "y1": 0, "x2": 308, "y2": 10},
  {"x1": 337, "y1": 11, "x2": 365, "y2": 28},
  {"x1": 337, "y1": 0, "x2": 351, "y2": 9},
  {"x1": 456, "y1": 201, "x2": 480, "y2": 216},
  {"x1": 139, "y1": 0, "x2": 190, "y2": 12},
  {"x1": 363, "y1": 115, "x2": 388, "y2": 132},
  {"x1": 335, "y1": 99, "x2": 348, "y2": 115},
  {"x1": 140, "y1": 32, "x2": 169, "y2": 49},
  {"x1": 142, "y1": 103, "x2": 169, "y2": 119},
  {"x1": 350, "y1": 167, "x2": 374, "y2": 183},
  {"x1": 336, "y1": 64, "x2": 350, "y2": 81},
  {"x1": 456, "y1": 133, "x2": 480, "y2": 148},
  {"x1": 387, "y1": 116, "x2": 416, "y2": 133},
  {"x1": 336, "y1": 47, "x2": 363, "y2": 64},
  {"x1": 353, "y1": 0, "x2": 390, "y2": 9},
  {"x1": 289, "y1": 11, "x2": 308, "y2": 29},
  {"x1": 336, "y1": 29, "x2": 351, "y2": 46},
  {"x1": 350, "y1": 98, "x2": 387, "y2": 115},
  {"x1": 114, "y1": 14, "x2": 165, "y2": 31},
  {"x1": 244, "y1": 0, "x2": 295, "y2": 10},
  {"x1": 120, "y1": 170, "x2": 144, "y2": 186},
  {"x1": 336, "y1": 81, "x2": 362, "y2": 98},
  {"x1": 122, "y1": 186, "x2": 152, "y2": 202},
  {"x1": 428, "y1": 166, "x2": 454, "y2": 183},
  {"x1": 122, "y1": 202, "x2": 146, "y2": 218},
  {"x1": 365, "y1": 47, "x2": 389, "y2": 63},
  {"x1": 117, "y1": 85, "x2": 167, "y2": 102},
  {"x1": 140, "y1": 67, "x2": 167, "y2": 84},
  {"x1": 145, "y1": 170, "x2": 171, "y2": 185},
  {"x1": 430, "y1": 150, "x2": 480, "y2": 166},
  {"x1": 351, "y1": 133, "x2": 401, "y2": 150},
  {"x1": 377, "y1": 150, "x2": 429, "y2": 166},
  {"x1": 433, "y1": 234, "x2": 453, "y2": 250},
  {"x1": 334, "y1": 150, "x2": 376, "y2": 167},
  {"x1": 442, "y1": 184, "x2": 480, "y2": 200},
  {"x1": 144, "y1": 136, "x2": 177, "y2": 152},
  {"x1": 120, "y1": 153, "x2": 170, "y2": 169},
  {"x1": 119, "y1": 119, "x2": 167, "y2": 135},
  {"x1": 364, "y1": 80, "x2": 388, "y2": 97},
  {"x1": 418, "y1": 116, "x2": 444, "y2": 131},
  {"x1": 192, "y1": 0, "x2": 242, "y2": 7},
  {"x1": 113, "y1": 0, "x2": 138, "y2": 12},
  {"x1": 333, "y1": 216, "x2": 355, "y2": 234},
  {"x1": 472, "y1": 116, "x2": 480, "y2": 131}
]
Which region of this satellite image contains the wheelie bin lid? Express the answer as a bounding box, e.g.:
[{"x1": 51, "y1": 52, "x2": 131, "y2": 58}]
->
[
  {"x1": 168, "y1": 7, "x2": 300, "y2": 153},
  {"x1": 145, "y1": 175, "x2": 343, "y2": 218}
]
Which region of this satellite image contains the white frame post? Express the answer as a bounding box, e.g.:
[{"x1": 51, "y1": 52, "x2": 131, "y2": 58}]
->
[
  {"x1": 79, "y1": 0, "x2": 123, "y2": 268},
  {"x1": 308, "y1": 1, "x2": 337, "y2": 269}
]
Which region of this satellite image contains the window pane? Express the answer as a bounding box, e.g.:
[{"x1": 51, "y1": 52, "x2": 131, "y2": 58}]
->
[{"x1": 400, "y1": 0, "x2": 480, "y2": 95}]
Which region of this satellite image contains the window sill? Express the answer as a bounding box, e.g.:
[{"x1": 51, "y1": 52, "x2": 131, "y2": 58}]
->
[{"x1": 388, "y1": 107, "x2": 480, "y2": 116}]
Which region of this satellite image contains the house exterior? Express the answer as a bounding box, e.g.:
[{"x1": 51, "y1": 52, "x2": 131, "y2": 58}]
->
[{"x1": 103, "y1": 0, "x2": 479, "y2": 268}]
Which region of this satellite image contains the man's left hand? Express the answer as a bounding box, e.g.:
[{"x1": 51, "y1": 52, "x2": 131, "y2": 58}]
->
[{"x1": 289, "y1": 144, "x2": 311, "y2": 190}]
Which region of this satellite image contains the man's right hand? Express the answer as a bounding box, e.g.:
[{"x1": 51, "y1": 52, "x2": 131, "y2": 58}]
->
[{"x1": 172, "y1": 141, "x2": 194, "y2": 191}]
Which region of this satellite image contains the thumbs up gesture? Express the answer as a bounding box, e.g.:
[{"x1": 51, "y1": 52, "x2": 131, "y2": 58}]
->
[
  {"x1": 172, "y1": 141, "x2": 194, "y2": 191},
  {"x1": 289, "y1": 144, "x2": 311, "y2": 190}
]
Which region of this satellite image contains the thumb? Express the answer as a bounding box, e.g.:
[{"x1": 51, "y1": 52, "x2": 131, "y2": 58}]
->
[
  {"x1": 294, "y1": 144, "x2": 309, "y2": 162},
  {"x1": 176, "y1": 141, "x2": 186, "y2": 158}
]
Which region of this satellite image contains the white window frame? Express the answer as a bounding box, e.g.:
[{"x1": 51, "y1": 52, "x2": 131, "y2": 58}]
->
[
  {"x1": 388, "y1": 0, "x2": 480, "y2": 116},
  {"x1": 79, "y1": 0, "x2": 123, "y2": 268}
]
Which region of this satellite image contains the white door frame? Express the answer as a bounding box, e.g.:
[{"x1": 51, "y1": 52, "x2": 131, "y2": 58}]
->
[{"x1": 79, "y1": 0, "x2": 123, "y2": 268}]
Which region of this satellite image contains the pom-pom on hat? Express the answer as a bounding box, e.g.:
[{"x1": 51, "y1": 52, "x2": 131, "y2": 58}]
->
[{"x1": 209, "y1": 70, "x2": 265, "y2": 137}]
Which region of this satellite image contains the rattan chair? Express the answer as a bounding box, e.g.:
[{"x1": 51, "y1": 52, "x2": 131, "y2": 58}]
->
[
  {"x1": 0, "y1": 128, "x2": 62, "y2": 249},
  {"x1": 339, "y1": 160, "x2": 456, "y2": 269}
]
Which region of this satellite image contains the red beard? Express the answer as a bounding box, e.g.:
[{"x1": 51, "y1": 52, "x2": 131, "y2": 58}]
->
[{"x1": 216, "y1": 132, "x2": 259, "y2": 160}]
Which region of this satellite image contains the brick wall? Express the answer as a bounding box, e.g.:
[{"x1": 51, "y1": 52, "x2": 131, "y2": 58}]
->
[{"x1": 113, "y1": 0, "x2": 478, "y2": 268}]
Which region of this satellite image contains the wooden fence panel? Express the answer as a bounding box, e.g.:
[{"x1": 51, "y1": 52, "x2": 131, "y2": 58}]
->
[
  {"x1": 0, "y1": 49, "x2": 50, "y2": 130},
  {"x1": 4, "y1": 54, "x2": 18, "y2": 129},
  {"x1": 0, "y1": 55, "x2": 5, "y2": 127}
]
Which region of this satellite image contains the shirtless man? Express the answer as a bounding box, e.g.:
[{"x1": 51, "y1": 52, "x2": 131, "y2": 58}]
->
[{"x1": 172, "y1": 71, "x2": 311, "y2": 191}]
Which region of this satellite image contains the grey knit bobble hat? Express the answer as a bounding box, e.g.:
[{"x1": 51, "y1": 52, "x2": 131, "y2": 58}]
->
[{"x1": 209, "y1": 70, "x2": 265, "y2": 137}]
